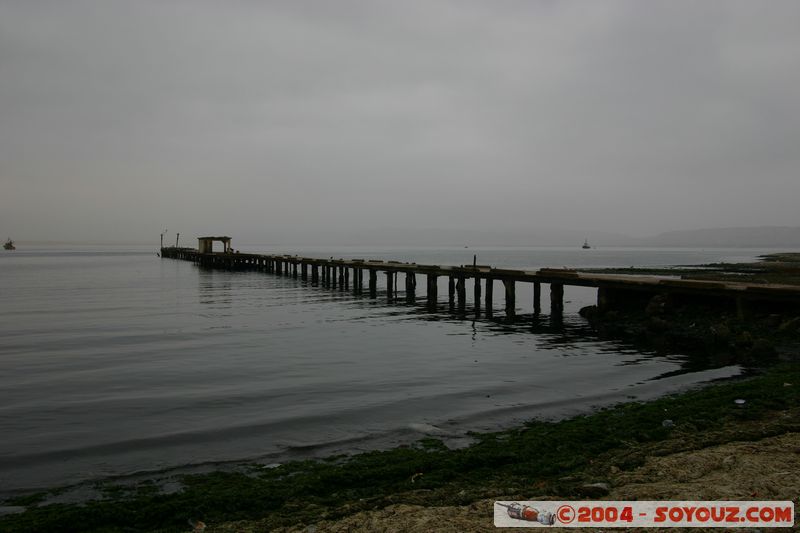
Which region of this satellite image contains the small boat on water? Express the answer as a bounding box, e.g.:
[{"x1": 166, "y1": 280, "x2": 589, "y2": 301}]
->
[
  {"x1": 4, "y1": 238, "x2": 15, "y2": 250},
  {"x1": 582, "y1": 239, "x2": 591, "y2": 249}
]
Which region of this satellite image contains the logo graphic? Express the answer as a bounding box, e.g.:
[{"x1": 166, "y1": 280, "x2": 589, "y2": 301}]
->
[{"x1": 496, "y1": 502, "x2": 556, "y2": 525}]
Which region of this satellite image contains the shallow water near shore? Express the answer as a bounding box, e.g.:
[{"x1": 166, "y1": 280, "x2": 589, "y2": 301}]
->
[{"x1": 0, "y1": 245, "x2": 777, "y2": 495}]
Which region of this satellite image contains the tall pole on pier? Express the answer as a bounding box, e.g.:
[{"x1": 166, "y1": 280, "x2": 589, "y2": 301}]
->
[{"x1": 176, "y1": 233, "x2": 180, "y2": 247}]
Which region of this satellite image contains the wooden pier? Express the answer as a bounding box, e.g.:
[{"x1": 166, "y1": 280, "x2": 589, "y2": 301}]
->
[{"x1": 161, "y1": 238, "x2": 800, "y2": 319}]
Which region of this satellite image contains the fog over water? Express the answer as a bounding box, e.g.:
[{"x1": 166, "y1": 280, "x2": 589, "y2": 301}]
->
[{"x1": 1, "y1": 1, "x2": 800, "y2": 244}]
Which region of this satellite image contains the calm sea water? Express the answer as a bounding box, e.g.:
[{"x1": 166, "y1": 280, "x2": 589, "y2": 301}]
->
[{"x1": 0, "y1": 245, "x2": 775, "y2": 495}]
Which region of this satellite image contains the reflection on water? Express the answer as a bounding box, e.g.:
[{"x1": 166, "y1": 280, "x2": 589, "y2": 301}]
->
[
  {"x1": 201, "y1": 258, "x2": 743, "y2": 396},
  {"x1": 198, "y1": 269, "x2": 234, "y2": 309},
  {"x1": 223, "y1": 260, "x2": 753, "y2": 398},
  {"x1": 227, "y1": 266, "x2": 745, "y2": 393},
  {"x1": 0, "y1": 246, "x2": 762, "y2": 495}
]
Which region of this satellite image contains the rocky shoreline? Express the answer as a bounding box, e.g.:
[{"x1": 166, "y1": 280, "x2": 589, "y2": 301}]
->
[{"x1": 576, "y1": 253, "x2": 800, "y2": 367}]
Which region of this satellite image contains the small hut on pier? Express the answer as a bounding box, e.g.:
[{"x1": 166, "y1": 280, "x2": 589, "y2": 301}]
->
[{"x1": 198, "y1": 236, "x2": 232, "y2": 254}]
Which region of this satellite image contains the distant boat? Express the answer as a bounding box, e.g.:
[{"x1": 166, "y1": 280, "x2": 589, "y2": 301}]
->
[
  {"x1": 4, "y1": 238, "x2": 15, "y2": 250},
  {"x1": 582, "y1": 239, "x2": 591, "y2": 249}
]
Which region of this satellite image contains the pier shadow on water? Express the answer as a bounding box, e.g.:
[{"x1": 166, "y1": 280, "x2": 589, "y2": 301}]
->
[{"x1": 201, "y1": 265, "x2": 754, "y2": 379}]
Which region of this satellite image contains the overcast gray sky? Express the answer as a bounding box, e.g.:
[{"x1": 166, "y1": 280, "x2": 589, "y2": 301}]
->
[{"x1": 1, "y1": 0, "x2": 799, "y2": 244}]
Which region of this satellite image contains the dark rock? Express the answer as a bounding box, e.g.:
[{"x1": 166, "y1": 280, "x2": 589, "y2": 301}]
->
[
  {"x1": 735, "y1": 331, "x2": 754, "y2": 347},
  {"x1": 645, "y1": 294, "x2": 668, "y2": 317},
  {"x1": 711, "y1": 324, "x2": 732, "y2": 343},
  {"x1": 778, "y1": 316, "x2": 800, "y2": 332},
  {"x1": 749, "y1": 338, "x2": 776, "y2": 358}
]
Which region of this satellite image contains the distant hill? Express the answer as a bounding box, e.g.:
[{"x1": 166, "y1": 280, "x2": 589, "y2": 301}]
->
[
  {"x1": 235, "y1": 226, "x2": 800, "y2": 248},
  {"x1": 242, "y1": 226, "x2": 635, "y2": 247},
  {"x1": 647, "y1": 227, "x2": 800, "y2": 248}
]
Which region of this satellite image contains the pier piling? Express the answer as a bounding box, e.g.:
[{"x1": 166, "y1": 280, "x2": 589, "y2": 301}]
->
[
  {"x1": 485, "y1": 278, "x2": 493, "y2": 316},
  {"x1": 369, "y1": 269, "x2": 377, "y2": 298},
  {"x1": 386, "y1": 271, "x2": 394, "y2": 300},
  {"x1": 474, "y1": 277, "x2": 482, "y2": 314},
  {"x1": 406, "y1": 272, "x2": 416, "y2": 301},
  {"x1": 448, "y1": 276, "x2": 455, "y2": 304},
  {"x1": 456, "y1": 276, "x2": 466, "y2": 312},
  {"x1": 503, "y1": 280, "x2": 515, "y2": 318},
  {"x1": 551, "y1": 283, "x2": 564, "y2": 316},
  {"x1": 427, "y1": 274, "x2": 438, "y2": 306}
]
